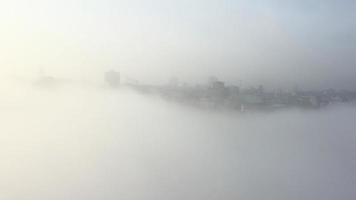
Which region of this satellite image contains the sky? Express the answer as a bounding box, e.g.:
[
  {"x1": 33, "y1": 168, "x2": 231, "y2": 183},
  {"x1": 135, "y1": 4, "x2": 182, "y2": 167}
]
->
[{"x1": 0, "y1": 0, "x2": 355, "y2": 89}]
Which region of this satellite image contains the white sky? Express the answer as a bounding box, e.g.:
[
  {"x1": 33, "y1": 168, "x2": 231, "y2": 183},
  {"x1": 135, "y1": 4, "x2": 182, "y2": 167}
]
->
[{"x1": 1, "y1": 0, "x2": 355, "y2": 88}]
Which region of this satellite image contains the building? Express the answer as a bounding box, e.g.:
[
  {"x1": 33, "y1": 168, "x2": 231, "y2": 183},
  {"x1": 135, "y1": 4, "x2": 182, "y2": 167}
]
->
[{"x1": 105, "y1": 70, "x2": 120, "y2": 88}]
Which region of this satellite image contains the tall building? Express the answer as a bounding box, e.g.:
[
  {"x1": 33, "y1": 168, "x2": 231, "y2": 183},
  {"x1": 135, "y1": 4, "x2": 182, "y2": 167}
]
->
[{"x1": 105, "y1": 70, "x2": 120, "y2": 88}]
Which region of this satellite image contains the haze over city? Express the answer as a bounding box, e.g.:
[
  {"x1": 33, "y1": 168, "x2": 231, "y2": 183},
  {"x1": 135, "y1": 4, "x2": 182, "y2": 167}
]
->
[
  {"x1": 1, "y1": 0, "x2": 356, "y2": 88},
  {"x1": 1, "y1": 1, "x2": 356, "y2": 200}
]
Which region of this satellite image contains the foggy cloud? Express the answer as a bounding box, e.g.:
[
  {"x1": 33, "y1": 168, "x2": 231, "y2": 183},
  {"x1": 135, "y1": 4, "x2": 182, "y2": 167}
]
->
[
  {"x1": 0, "y1": 1, "x2": 355, "y2": 199},
  {"x1": 1, "y1": 84, "x2": 356, "y2": 200}
]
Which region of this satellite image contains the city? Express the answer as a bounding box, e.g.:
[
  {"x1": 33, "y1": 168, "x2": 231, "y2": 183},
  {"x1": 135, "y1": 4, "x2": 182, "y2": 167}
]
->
[{"x1": 35, "y1": 69, "x2": 356, "y2": 112}]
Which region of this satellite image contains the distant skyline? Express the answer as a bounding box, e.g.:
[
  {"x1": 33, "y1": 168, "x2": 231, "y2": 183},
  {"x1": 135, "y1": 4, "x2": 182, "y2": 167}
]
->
[{"x1": 0, "y1": 0, "x2": 355, "y2": 89}]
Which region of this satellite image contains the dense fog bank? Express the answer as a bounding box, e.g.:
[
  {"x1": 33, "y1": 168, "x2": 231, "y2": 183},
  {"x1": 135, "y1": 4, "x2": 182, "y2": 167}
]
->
[{"x1": 1, "y1": 85, "x2": 356, "y2": 200}]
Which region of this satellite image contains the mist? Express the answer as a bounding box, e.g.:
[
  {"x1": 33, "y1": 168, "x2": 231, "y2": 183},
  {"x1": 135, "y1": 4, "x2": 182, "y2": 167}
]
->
[
  {"x1": 1, "y1": 0, "x2": 356, "y2": 88},
  {"x1": 1, "y1": 0, "x2": 356, "y2": 199},
  {"x1": 1, "y1": 83, "x2": 356, "y2": 200}
]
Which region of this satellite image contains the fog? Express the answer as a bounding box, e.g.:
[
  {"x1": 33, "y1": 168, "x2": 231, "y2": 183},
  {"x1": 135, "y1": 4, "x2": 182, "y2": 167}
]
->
[
  {"x1": 1, "y1": 0, "x2": 356, "y2": 88},
  {"x1": 1, "y1": 83, "x2": 356, "y2": 200},
  {"x1": 1, "y1": 0, "x2": 356, "y2": 199}
]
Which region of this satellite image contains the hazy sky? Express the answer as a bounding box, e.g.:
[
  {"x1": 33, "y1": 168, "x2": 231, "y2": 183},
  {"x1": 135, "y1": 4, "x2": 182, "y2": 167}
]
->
[{"x1": 1, "y1": 0, "x2": 355, "y2": 89}]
